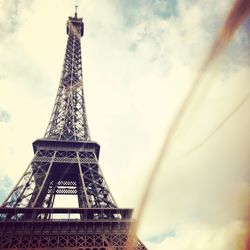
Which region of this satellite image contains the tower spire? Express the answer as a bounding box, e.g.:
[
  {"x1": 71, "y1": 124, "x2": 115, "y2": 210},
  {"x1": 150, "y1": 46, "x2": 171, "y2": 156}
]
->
[
  {"x1": 75, "y1": 5, "x2": 78, "y2": 18},
  {"x1": 44, "y1": 12, "x2": 87, "y2": 141}
]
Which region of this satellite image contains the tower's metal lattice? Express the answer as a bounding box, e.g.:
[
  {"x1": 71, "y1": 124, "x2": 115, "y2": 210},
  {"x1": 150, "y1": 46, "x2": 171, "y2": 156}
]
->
[{"x1": 0, "y1": 10, "x2": 147, "y2": 250}]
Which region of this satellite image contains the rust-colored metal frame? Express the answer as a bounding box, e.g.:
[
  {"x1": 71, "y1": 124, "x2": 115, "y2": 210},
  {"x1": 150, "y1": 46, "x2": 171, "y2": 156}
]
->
[{"x1": 0, "y1": 208, "x2": 147, "y2": 249}]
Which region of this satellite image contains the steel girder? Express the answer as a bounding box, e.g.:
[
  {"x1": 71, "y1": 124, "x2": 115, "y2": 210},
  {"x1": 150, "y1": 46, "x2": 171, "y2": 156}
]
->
[
  {"x1": 0, "y1": 208, "x2": 147, "y2": 249},
  {"x1": 1, "y1": 141, "x2": 116, "y2": 209},
  {"x1": 0, "y1": 234, "x2": 147, "y2": 249}
]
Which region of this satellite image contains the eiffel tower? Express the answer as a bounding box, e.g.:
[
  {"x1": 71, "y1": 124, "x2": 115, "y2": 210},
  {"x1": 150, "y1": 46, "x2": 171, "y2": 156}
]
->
[{"x1": 0, "y1": 8, "x2": 147, "y2": 250}]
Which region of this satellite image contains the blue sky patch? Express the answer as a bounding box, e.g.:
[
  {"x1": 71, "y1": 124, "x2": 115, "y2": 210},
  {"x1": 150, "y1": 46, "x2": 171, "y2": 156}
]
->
[
  {"x1": 116, "y1": 0, "x2": 178, "y2": 28},
  {"x1": 0, "y1": 110, "x2": 11, "y2": 123},
  {"x1": 148, "y1": 229, "x2": 176, "y2": 243},
  {"x1": 150, "y1": 0, "x2": 178, "y2": 19},
  {"x1": 0, "y1": 174, "x2": 12, "y2": 204}
]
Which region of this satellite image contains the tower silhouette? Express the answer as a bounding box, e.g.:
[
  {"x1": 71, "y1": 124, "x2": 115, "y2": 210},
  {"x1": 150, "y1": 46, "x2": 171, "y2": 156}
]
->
[{"x1": 0, "y1": 9, "x2": 147, "y2": 250}]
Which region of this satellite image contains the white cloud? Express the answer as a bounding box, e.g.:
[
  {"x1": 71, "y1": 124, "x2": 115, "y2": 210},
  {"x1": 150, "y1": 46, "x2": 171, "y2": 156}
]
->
[{"x1": 153, "y1": 220, "x2": 248, "y2": 250}]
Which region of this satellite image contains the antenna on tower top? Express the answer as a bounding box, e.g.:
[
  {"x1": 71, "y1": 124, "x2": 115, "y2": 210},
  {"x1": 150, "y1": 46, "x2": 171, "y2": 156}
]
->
[{"x1": 75, "y1": 5, "x2": 78, "y2": 18}]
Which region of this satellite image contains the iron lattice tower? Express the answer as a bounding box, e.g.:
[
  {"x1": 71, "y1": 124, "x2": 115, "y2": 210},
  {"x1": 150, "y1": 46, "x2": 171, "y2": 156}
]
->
[{"x1": 0, "y1": 9, "x2": 147, "y2": 250}]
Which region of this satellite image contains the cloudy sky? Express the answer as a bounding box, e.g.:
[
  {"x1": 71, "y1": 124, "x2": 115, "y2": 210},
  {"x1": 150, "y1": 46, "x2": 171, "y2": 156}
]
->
[{"x1": 0, "y1": 0, "x2": 250, "y2": 249}]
